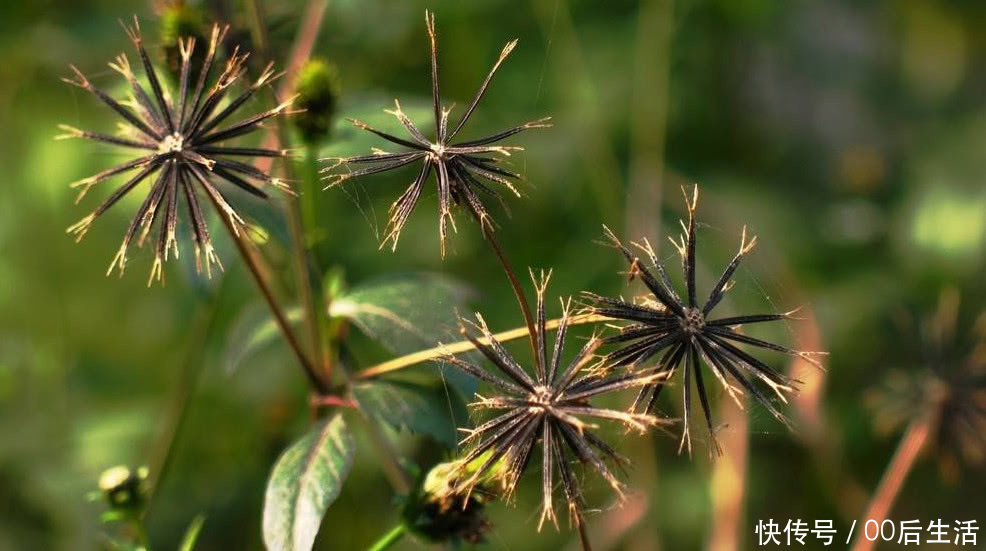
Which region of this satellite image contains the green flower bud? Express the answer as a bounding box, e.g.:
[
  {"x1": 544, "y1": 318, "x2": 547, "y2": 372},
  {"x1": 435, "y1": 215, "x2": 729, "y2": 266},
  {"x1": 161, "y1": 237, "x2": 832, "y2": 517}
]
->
[
  {"x1": 98, "y1": 465, "x2": 148, "y2": 513},
  {"x1": 293, "y1": 59, "x2": 340, "y2": 145},
  {"x1": 159, "y1": 3, "x2": 206, "y2": 78},
  {"x1": 399, "y1": 458, "x2": 498, "y2": 545}
]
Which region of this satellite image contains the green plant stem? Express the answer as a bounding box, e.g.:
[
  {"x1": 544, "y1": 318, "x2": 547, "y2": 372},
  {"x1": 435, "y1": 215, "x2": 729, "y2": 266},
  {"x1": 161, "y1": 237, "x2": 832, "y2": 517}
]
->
[
  {"x1": 300, "y1": 147, "x2": 324, "y2": 257},
  {"x1": 245, "y1": 0, "x2": 330, "y2": 388},
  {"x1": 283, "y1": 155, "x2": 327, "y2": 382},
  {"x1": 366, "y1": 523, "x2": 406, "y2": 551},
  {"x1": 300, "y1": 145, "x2": 334, "y2": 382},
  {"x1": 133, "y1": 519, "x2": 151, "y2": 550}
]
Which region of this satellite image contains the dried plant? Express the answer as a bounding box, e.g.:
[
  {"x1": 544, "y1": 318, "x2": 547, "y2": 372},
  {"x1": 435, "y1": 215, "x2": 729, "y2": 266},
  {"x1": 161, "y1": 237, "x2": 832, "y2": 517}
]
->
[
  {"x1": 321, "y1": 11, "x2": 551, "y2": 255},
  {"x1": 56, "y1": 9, "x2": 842, "y2": 551},
  {"x1": 443, "y1": 271, "x2": 669, "y2": 532},
  {"x1": 60, "y1": 18, "x2": 295, "y2": 284},
  {"x1": 866, "y1": 289, "x2": 986, "y2": 477},
  {"x1": 585, "y1": 186, "x2": 825, "y2": 454}
]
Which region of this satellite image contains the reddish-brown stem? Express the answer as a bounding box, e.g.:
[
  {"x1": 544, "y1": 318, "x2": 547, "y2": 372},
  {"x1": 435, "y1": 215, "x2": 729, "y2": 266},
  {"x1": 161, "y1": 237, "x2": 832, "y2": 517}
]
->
[
  {"x1": 850, "y1": 412, "x2": 934, "y2": 551},
  {"x1": 213, "y1": 206, "x2": 328, "y2": 395},
  {"x1": 575, "y1": 510, "x2": 594, "y2": 551},
  {"x1": 310, "y1": 394, "x2": 357, "y2": 409},
  {"x1": 248, "y1": 0, "x2": 333, "y2": 383},
  {"x1": 468, "y1": 207, "x2": 539, "y2": 366}
]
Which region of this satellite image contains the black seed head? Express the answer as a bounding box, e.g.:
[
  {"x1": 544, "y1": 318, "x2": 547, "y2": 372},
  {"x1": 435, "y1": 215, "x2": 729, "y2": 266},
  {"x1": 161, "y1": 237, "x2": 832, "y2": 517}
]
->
[
  {"x1": 444, "y1": 270, "x2": 669, "y2": 531},
  {"x1": 585, "y1": 185, "x2": 827, "y2": 456},
  {"x1": 60, "y1": 17, "x2": 295, "y2": 285},
  {"x1": 866, "y1": 289, "x2": 986, "y2": 479},
  {"x1": 321, "y1": 10, "x2": 550, "y2": 257}
]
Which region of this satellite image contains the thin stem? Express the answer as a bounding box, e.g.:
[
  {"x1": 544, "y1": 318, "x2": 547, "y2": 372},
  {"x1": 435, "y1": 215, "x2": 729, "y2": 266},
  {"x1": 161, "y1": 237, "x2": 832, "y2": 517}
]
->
[
  {"x1": 366, "y1": 523, "x2": 406, "y2": 551},
  {"x1": 849, "y1": 412, "x2": 935, "y2": 551},
  {"x1": 575, "y1": 510, "x2": 594, "y2": 551},
  {"x1": 213, "y1": 205, "x2": 327, "y2": 394},
  {"x1": 468, "y1": 206, "x2": 538, "y2": 365},
  {"x1": 134, "y1": 520, "x2": 151, "y2": 550},
  {"x1": 301, "y1": 146, "x2": 335, "y2": 382},
  {"x1": 355, "y1": 313, "x2": 610, "y2": 380},
  {"x1": 244, "y1": 0, "x2": 331, "y2": 385}
]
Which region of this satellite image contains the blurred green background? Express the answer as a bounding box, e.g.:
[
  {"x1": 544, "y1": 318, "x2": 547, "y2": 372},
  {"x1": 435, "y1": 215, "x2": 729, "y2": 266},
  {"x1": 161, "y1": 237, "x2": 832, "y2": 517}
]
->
[{"x1": 3, "y1": 0, "x2": 986, "y2": 549}]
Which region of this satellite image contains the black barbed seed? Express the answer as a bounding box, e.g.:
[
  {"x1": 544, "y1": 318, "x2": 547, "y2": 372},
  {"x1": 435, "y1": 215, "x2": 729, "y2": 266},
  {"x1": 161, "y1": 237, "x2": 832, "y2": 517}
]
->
[
  {"x1": 585, "y1": 185, "x2": 827, "y2": 456},
  {"x1": 61, "y1": 17, "x2": 295, "y2": 284},
  {"x1": 321, "y1": 10, "x2": 550, "y2": 256},
  {"x1": 445, "y1": 270, "x2": 671, "y2": 532}
]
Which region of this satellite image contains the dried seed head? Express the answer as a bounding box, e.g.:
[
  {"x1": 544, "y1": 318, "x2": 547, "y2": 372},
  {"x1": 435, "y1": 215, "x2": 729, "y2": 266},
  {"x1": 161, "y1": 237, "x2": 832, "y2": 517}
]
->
[
  {"x1": 445, "y1": 272, "x2": 670, "y2": 531},
  {"x1": 321, "y1": 10, "x2": 550, "y2": 256},
  {"x1": 866, "y1": 290, "x2": 986, "y2": 480},
  {"x1": 587, "y1": 186, "x2": 826, "y2": 456},
  {"x1": 61, "y1": 17, "x2": 294, "y2": 284}
]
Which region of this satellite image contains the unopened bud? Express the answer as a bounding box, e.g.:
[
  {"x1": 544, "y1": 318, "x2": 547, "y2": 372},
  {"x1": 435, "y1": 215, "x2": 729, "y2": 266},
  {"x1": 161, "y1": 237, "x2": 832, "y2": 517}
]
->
[
  {"x1": 159, "y1": 3, "x2": 207, "y2": 78},
  {"x1": 293, "y1": 59, "x2": 340, "y2": 145},
  {"x1": 98, "y1": 465, "x2": 148, "y2": 512},
  {"x1": 400, "y1": 460, "x2": 492, "y2": 544}
]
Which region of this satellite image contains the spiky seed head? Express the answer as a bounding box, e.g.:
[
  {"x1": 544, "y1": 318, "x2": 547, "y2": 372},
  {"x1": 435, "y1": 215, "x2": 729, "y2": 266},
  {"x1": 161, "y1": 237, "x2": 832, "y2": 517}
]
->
[
  {"x1": 587, "y1": 186, "x2": 826, "y2": 456},
  {"x1": 446, "y1": 272, "x2": 670, "y2": 531},
  {"x1": 61, "y1": 17, "x2": 294, "y2": 284},
  {"x1": 320, "y1": 11, "x2": 550, "y2": 255}
]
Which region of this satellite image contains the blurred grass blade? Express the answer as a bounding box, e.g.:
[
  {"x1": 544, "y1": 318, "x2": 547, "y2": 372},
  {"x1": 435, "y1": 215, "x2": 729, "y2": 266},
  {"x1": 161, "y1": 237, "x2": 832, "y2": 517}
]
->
[
  {"x1": 263, "y1": 415, "x2": 355, "y2": 551},
  {"x1": 352, "y1": 379, "x2": 469, "y2": 448},
  {"x1": 178, "y1": 515, "x2": 206, "y2": 551}
]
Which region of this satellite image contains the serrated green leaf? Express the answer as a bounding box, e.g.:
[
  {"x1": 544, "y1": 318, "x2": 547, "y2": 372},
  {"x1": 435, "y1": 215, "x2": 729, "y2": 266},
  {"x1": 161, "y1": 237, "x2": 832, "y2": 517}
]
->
[
  {"x1": 177, "y1": 515, "x2": 205, "y2": 551},
  {"x1": 262, "y1": 415, "x2": 354, "y2": 551},
  {"x1": 352, "y1": 380, "x2": 468, "y2": 448},
  {"x1": 330, "y1": 273, "x2": 478, "y2": 396}
]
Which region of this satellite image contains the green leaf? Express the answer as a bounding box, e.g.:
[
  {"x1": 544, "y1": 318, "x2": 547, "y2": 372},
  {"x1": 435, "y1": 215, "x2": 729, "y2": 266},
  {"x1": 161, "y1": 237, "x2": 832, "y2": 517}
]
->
[
  {"x1": 330, "y1": 273, "x2": 478, "y2": 396},
  {"x1": 178, "y1": 515, "x2": 205, "y2": 551},
  {"x1": 224, "y1": 304, "x2": 302, "y2": 375},
  {"x1": 263, "y1": 415, "x2": 355, "y2": 551},
  {"x1": 352, "y1": 380, "x2": 469, "y2": 448},
  {"x1": 225, "y1": 273, "x2": 475, "y2": 389}
]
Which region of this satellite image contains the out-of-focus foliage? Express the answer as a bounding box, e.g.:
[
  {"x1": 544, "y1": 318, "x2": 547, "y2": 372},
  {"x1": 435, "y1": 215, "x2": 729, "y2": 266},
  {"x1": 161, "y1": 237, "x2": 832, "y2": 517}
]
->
[{"x1": 3, "y1": 0, "x2": 986, "y2": 550}]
